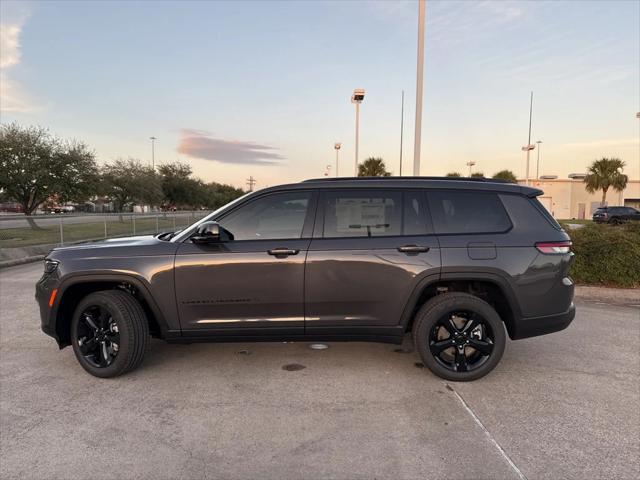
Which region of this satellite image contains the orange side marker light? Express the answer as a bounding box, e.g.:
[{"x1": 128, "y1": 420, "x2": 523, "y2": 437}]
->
[{"x1": 48, "y1": 288, "x2": 58, "y2": 308}]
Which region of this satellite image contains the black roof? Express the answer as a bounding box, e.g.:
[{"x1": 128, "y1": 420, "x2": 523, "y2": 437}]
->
[{"x1": 271, "y1": 176, "x2": 543, "y2": 197}]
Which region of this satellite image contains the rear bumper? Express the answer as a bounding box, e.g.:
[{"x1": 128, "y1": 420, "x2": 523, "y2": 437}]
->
[{"x1": 510, "y1": 303, "x2": 575, "y2": 340}]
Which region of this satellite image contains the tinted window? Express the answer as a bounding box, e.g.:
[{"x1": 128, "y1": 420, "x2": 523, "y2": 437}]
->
[
  {"x1": 323, "y1": 190, "x2": 402, "y2": 237},
  {"x1": 428, "y1": 190, "x2": 511, "y2": 234},
  {"x1": 404, "y1": 190, "x2": 428, "y2": 235},
  {"x1": 220, "y1": 192, "x2": 311, "y2": 240}
]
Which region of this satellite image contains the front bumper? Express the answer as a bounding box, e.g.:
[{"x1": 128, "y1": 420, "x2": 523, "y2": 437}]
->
[
  {"x1": 35, "y1": 271, "x2": 60, "y2": 342},
  {"x1": 510, "y1": 303, "x2": 576, "y2": 340}
]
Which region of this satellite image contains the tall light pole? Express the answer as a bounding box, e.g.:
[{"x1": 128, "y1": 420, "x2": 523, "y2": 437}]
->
[
  {"x1": 351, "y1": 89, "x2": 365, "y2": 175},
  {"x1": 466, "y1": 160, "x2": 476, "y2": 177},
  {"x1": 413, "y1": 0, "x2": 426, "y2": 176},
  {"x1": 334, "y1": 142, "x2": 342, "y2": 177},
  {"x1": 149, "y1": 136, "x2": 157, "y2": 169},
  {"x1": 535, "y1": 140, "x2": 543, "y2": 179},
  {"x1": 399, "y1": 90, "x2": 405, "y2": 176},
  {"x1": 521, "y1": 91, "x2": 534, "y2": 185}
]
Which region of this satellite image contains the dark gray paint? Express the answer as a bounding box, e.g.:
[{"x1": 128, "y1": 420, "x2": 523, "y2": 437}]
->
[{"x1": 37, "y1": 178, "x2": 575, "y2": 346}]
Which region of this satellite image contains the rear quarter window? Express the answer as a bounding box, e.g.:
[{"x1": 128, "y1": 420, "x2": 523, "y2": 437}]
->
[{"x1": 427, "y1": 190, "x2": 511, "y2": 234}]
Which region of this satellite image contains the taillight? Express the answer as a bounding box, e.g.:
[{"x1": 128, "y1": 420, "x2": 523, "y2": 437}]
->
[{"x1": 535, "y1": 241, "x2": 572, "y2": 254}]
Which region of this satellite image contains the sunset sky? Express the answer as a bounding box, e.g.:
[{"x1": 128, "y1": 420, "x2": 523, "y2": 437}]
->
[{"x1": 1, "y1": 0, "x2": 639, "y2": 189}]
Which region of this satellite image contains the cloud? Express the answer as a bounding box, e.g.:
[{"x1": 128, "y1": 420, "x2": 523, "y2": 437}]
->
[
  {"x1": 0, "y1": 7, "x2": 37, "y2": 113},
  {"x1": 177, "y1": 129, "x2": 284, "y2": 165}
]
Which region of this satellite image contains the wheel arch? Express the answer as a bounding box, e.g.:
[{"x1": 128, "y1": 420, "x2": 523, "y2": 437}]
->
[
  {"x1": 53, "y1": 273, "x2": 171, "y2": 348},
  {"x1": 401, "y1": 272, "x2": 522, "y2": 339}
]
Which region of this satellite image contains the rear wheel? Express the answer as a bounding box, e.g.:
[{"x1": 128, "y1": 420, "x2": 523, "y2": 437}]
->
[
  {"x1": 413, "y1": 293, "x2": 506, "y2": 381},
  {"x1": 71, "y1": 290, "x2": 149, "y2": 378}
]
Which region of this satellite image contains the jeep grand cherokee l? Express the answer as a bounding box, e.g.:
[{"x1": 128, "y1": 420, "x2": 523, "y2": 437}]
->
[{"x1": 36, "y1": 177, "x2": 575, "y2": 381}]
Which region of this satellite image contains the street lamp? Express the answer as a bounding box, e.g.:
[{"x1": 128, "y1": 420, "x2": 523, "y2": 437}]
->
[
  {"x1": 466, "y1": 160, "x2": 476, "y2": 176},
  {"x1": 334, "y1": 142, "x2": 342, "y2": 177},
  {"x1": 413, "y1": 0, "x2": 426, "y2": 176},
  {"x1": 535, "y1": 140, "x2": 543, "y2": 179},
  {"x1": 522, "y1": 91, "x2": 534, "y2": 185},
  {"x1": 149, "y1": 136, "x2": 157, "y2": 169},
  {"x1": 351, "y1": 88, "x2": 365, "y2": 175}
]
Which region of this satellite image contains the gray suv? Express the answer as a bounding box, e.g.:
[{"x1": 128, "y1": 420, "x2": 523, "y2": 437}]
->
[{"x1": 36, "y1": 177, "x2": 575, "y2": 381}]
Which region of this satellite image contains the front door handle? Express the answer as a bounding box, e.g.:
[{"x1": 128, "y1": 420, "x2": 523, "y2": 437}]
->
[
  {"x1": 397, "y1": 245, "x2": 430, "y2": 254},
  {"x1": 267, "y1": 248, "x2": 300, "y2": 258}
]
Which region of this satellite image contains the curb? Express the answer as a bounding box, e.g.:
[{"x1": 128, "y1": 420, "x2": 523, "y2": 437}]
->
[{"x1": 0, "y1": 255, "x2": 46, "y2": 269}]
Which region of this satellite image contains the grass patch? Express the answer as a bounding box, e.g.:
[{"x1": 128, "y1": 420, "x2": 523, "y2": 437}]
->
[
  {"x1": 0, "y1": 216, "x2": 198, "y2": 248},
  {"x1": 565, "y1": 222, "x2": 640, "y2": 288}
]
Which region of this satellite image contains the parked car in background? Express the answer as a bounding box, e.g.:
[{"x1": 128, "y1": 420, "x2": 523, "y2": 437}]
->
[{"x1": 592, "y1": 206, "x2": 640, "y2": 224}]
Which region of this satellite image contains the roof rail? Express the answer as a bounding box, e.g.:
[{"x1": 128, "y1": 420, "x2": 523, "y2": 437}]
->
[{"x1": 302, "y1": 176, "x2": 510, "y2": 184}]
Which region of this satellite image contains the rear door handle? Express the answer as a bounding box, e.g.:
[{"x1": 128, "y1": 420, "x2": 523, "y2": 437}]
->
[
  {"x1": 397, "y1": 245, "x2": 430, "y2": 254},
  {"x1": 267, "y1": 248, "x2": 300, "y2": 258}
]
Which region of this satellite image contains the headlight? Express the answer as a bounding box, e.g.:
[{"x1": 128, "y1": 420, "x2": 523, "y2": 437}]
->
[{"x1": 44, "y1": 259, "x2": 59, "y2": 274}]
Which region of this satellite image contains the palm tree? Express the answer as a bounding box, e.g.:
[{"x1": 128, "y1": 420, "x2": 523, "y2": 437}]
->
[
  {"x1": 492, "y1": 170, "x2": 518, "y2": 183},
  {"x1": 358, "y1": 157, "x2": 391, "y2": 177},
  {"x1": 584, "y1": 158, "x2": 628, "y2": 206},
  {"x1": 446, "y1": 172, "x2": 462, "y2": 177}
]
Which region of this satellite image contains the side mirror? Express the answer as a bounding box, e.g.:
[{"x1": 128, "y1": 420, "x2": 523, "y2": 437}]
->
[{"x1": 191, "y1": 221, "x2": 221, "y2": 244}]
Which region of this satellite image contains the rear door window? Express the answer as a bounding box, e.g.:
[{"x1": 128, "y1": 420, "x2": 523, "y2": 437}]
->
[
  {"x1": 427, "y1": 190, "x2": 511, "y2": 234},
  {"x1": 322, "y1": 190, "x2": 402, "y2": 238}
]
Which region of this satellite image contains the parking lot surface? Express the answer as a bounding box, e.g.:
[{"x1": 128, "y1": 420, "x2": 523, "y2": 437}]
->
[{"x1": 1, "y1": 262, "x2": 639, "y2": 479}]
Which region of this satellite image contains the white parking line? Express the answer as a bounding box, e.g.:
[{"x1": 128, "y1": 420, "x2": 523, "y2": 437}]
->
[{"x1": 447, "y1": 383, "x2": 528, "y2": 480}]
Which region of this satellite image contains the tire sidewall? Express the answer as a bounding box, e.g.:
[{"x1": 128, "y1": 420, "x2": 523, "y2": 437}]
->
[
  {"x1": 71, "y1": 293, "x2": 134, "y2": 378},
  {"x1": 414, "y1": 294, "x2": 506, "y2": 382}
]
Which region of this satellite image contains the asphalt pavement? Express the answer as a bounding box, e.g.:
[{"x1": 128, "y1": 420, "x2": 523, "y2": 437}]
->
[{"x1": 1, "y1": 262, "x2": 638, "y2": 480}]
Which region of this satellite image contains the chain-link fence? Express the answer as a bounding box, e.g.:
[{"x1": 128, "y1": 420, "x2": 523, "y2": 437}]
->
[{"x1": 0, "y1": 211, "x2": 207, "y2": 250}]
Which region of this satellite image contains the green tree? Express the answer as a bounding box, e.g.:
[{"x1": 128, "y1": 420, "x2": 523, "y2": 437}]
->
[
  {"x1": 157, "y1": 162, "x2": 205, "y2": 209},
  {"x1": 492, "y1": 170, "x2": 518, "y2": 183},
  {"x1": 470, "y1": 172, "x2": 485, "y2": 178},
  {"x1": 100, "y1": 158, "x2": 162, "y2": 213},
  {"x1": 201, "y1": 182, "x2": 245, "y2": 210},
  {"x1": 446, "y1": 172, "x2": 462, "y2": 177},
  {"x1": 0, "y1": 123, "x2": 98, "y2": 224},
  {"x1": 358, "y1": 157, "x2": 391, "y2": 177},
  {"x1": 584, "y1": 157, "x2": 628, "y2": 206}
]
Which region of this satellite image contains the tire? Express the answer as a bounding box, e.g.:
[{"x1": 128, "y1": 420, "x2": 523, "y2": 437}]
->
[
  {"x1": 609, "y1": 217, "x2": 622, "y2": 225},
  {"x1": 412, "y1": 293, "x2": 506, "y2": 382},
  {"x1": 71, "y1": 290, "x2": 149, "y2": 378}
]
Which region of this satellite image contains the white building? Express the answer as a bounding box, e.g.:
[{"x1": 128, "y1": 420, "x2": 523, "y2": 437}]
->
[{"x1": 517, "y1": 175, "x2": 640, "y2": 220}]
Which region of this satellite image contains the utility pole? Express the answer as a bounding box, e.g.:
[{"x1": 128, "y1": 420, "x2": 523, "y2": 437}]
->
[
  {"x1": 400, "y1": 90, "x2": 404, "y2": 176},
  {"x1": 149, "y1": 136, "x2": 157, "y2": 169},
  {"x1": 466, "y1": 161, "x2": 476, "y2": 177},
  {"x1": 334, "y1": 143, "x2": 342, "y2": 177},
  {"x1": 413, "y1": 0, "x2": 426, "y2": 176},
  {"x1": 522, "y1": 91, "x2": 534, "y2": 186},
  {"x1": 246, "y1": 176, "x2": 256, "y2": 192}
]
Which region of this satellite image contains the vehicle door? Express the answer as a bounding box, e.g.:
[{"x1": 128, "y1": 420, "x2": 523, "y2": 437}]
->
[
  {"x1": 174, "y1": 190, "x2": 317, "y2": 335},
  {"x1": 304, "y1": 188, "x2": 440, "y2": 335}
]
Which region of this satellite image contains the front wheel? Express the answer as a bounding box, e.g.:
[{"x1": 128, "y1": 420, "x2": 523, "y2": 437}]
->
[
  {"x1": 71, "y1": 290, "x2": 149, "y2": 378},
  {"x1": 412, "y1": 293, "x2": 506, "y2": 382}
]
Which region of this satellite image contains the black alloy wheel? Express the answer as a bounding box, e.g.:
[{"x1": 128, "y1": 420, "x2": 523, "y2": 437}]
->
[
  {"x1": 71, "y1": 290, "x2": 149, "y2": 378},
  {"x1": 76, "y1": 304, "x2": 120, "y2": 368},
  {"x1": 413, "y1": 292, "x2": 506, "y2": 381},
  {"x1": 429, "y1": 311, "x2": 495, "y2": 373}
]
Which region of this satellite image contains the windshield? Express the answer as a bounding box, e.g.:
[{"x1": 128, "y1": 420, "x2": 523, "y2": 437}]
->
[{"x1": 170, "y1": 191, "x2": 254, "y2": 243}]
